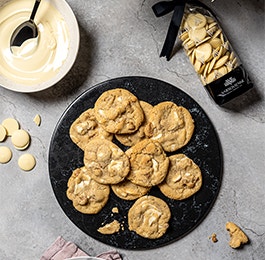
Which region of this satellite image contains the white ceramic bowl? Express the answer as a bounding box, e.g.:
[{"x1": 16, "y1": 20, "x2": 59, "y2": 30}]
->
[{"x1": 0, "y1": 0, "x2": 79, "y2": 92}]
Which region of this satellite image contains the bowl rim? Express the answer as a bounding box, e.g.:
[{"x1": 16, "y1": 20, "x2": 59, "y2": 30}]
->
[{"x1": 0, "y1": 0, "x2": 80, "y2": 93}]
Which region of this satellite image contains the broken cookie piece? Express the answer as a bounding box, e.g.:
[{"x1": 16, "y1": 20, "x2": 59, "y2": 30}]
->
[
  {"x1": 226, "y1": 222, "x2": 249, "y2": 248},
  {"x1": 97, "y1": 220, "x2": 120, "y2": 235}
]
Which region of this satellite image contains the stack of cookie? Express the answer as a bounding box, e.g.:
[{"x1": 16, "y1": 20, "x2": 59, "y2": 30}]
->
[{"x1": 67, "y1": 88, "x2": 202, "y2": 239}]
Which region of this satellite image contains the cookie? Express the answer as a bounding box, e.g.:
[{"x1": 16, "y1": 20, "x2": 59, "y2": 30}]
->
[
  {"x1": 159, "y1": 154, "x2": 202, "y2": 200},
  {"x1": 69, "y1": 108, "x2": 113, "y2": 151},
  {"x1": 128, "y1": 195, "x2": 171, "y2": 239},
  {"x1": 66, "y1": 166, "x2": 110, "y2": 214},
  {"x1": 111, "y1": 179, "x2": 150, "y2": 200},
  {"x1": 94, "y1": 88, "x2": 144, "y2": 134},
  {"x1": 115, "y1": 101, "x2": 153, "y2": 146},
  {"x1": 126, "y1": 139, "x2": 169, "y2": 187},
  {"x1": 145, "y1": 101, "x2": 194, "y2": 152},
  {"x1": 83, "y1": 138, "x2": 130, "y2": 184}
]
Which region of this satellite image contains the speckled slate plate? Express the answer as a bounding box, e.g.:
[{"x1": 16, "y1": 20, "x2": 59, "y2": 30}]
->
[{"x1": 49, "y1": 76, "x2": 223, "y2": 250}]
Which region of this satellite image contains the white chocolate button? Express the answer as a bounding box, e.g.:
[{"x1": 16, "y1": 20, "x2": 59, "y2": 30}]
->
[
  {"x1": 216, "y1": 66, "x2": 228, "y2": 77},
  {"x1": 214, "y1": 55, "x2": 229, "y2": 69},
  {"x1": 206, "y1": 71, "x2": 217, "y2": 84},
  {"x1": 195, "y1": 43, "x2": 212, "y2": 63},
  {"x1": 0, "y1": 125, "x2": 7, "y2": 142},
  {"x1": 0, "y1": 146, "x2": 12, "y2": 164},
  {"x1": 18, "y1": 153, "x2": 36, "y2": 171},
  {"x1": 11, "y1": 129, "x2": 30, "y2": 150},
  {"x1": 188, "y1": 27, "x2": 207, "y2": 43},
  {"x1": 1, "y1": 118, "x2": 20, "y2": 136},
  {"x1": 187, "y1": 13, "x2": 207, "y2": 29},
  {"x1": 209, "y1": 38, "x2": 222, "y2": 49}
]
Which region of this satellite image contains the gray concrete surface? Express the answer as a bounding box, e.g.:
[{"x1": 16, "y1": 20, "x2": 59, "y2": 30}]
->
[{"x1": 0, "y1": 0, "x2": 264, "y2": 259}]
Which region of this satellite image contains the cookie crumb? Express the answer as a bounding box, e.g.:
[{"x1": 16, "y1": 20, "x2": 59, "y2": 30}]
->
[
  {"x1": 226, "y1": 222, "x2": 248, "y2": 248},
  {"x1": 209, "y1": 233, "x2": 218, "y2": 243},
  {"x1": 112, "y1": 207, "x2": 119, "y2": 213},
  {"x1": 33, "y1": 114, "x2": 41, "y2": 126}
]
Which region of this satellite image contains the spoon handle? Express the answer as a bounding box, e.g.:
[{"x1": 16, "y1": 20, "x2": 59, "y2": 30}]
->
[{"x1": 30, "y1": 0, "x2": 42, "y2": 22}]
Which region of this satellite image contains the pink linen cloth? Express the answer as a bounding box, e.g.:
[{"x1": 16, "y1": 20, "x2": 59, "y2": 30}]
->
[{"x1": 40, "y1": 236, "x2": 122, "y2": 260}]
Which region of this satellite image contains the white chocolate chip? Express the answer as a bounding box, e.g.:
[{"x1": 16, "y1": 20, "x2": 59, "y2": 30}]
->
[
  {"x1": 0, "y1": 146, "x2": 12, "y2": 164},
  {"x1": 18, "y1": 153, "x2": 36, "y2": 171},
  {"x1": 1, "y1": 118, "x2": 20, "y2": 136},
  {"x1": 11, "y1": 129, "x2": 30, "y2": 150},
  {"x1": 0, "y1": 125, "x2": 7, "y2": 142}
]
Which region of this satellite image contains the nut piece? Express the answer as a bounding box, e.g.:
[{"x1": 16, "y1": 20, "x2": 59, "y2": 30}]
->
[{"x1": 226, "y1": 222, "x2": 249, "y2": 248}]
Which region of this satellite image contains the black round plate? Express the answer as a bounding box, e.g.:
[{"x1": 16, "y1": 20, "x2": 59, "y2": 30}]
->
[{"x1": 49, "y1": 76, "x2": 223, "y2": 250}]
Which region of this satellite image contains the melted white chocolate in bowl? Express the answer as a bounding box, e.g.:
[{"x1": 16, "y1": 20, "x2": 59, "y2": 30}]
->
[{"x1": 0, "y1": 0, "x2": 79, "y2": 92}]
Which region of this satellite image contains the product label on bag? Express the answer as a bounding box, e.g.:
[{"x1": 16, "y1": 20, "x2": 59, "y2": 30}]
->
[{"x1": 204, "y1": 65, "x2": 253, "y2": 105}]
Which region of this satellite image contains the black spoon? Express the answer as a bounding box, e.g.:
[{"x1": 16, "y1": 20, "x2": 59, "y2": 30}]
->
[{"x1": 10, "y1": 0, "x2": 41, "y2": 48}]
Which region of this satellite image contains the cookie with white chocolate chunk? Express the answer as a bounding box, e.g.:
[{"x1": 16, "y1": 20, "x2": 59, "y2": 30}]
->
[
  {"x1": 128, "y1": 195, "x2": 171, "y2": 239},
  {"x1": 145, "y1": 101, "x2": 194, "y2": 152},
  {"x1": 83, "y1": 138, "x2": 130, "y2": 184},
  {"x1": 126, "y1": 139, "x2": 169, "y2": 187},
  {"x1": 94, "y1": 88, "x2": 144, "y2": 134},
  {"x1": 159, "y1": 154, "x2": 202, "y2": 200},
  {"x1": 69, "y1": 108, "x2": 113, "y2": 151},
  {"x1": 115, "y1": 100, "x2": 153, "y2": 146},
  {"x1": 66, "y1": 166, "x2": 110, "y2": 214}
]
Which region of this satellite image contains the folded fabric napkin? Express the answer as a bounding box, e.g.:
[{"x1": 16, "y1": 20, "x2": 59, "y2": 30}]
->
[{"x1": 40, "y1": 236, "x2": 122, "y2": 260}]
